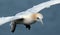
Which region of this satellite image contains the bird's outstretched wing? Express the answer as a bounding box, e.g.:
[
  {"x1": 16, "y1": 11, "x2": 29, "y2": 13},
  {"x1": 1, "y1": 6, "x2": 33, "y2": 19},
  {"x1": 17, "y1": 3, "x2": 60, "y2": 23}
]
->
[
  {"x1": 24, "y1": 0, "x2": 60, "y2": 13},
  {"x1": 0, "y1": 14, "x2": 24, "y2": 25},
  {"x1": 0, "y1": 16, "x2": 14, "y2": 26},
  {"x1": 16, "y1": 0, "x2": 60, "y2": 16}
]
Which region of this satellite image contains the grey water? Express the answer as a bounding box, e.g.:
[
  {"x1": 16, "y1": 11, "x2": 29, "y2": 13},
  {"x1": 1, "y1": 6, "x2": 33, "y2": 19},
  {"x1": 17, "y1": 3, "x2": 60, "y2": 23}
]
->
[{"x1": 0, "y1": 0, "x2": 60, "y2": 35}]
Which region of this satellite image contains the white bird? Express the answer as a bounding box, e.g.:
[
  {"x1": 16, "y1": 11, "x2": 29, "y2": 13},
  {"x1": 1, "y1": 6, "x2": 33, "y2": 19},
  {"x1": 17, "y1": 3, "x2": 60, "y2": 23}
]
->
[{"x1": 0, "y1": 0, "x2": 60, "y2": 32}]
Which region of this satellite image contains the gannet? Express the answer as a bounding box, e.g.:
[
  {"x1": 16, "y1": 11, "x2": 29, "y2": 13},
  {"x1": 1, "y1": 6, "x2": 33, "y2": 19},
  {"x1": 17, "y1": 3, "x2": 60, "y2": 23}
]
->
[
  {"x1": 0, "y1": 0, "x2": 60, "y2": 32},
  {"x1": 10, "y1": 13, "x2": 43, "y2": 32}
]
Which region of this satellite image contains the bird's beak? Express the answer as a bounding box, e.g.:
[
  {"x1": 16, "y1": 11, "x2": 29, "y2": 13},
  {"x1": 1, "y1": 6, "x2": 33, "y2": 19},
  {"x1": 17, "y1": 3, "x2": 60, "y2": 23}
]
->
[
  {"x1": 40, "y1": 19, "x2": 43, "y2": 24},
  {"x1": 37, "y1": 18, "x2": 43, "y2": 24},
  {"x1": 39, "y1": 19, "x2": 44, "y2": 28}
]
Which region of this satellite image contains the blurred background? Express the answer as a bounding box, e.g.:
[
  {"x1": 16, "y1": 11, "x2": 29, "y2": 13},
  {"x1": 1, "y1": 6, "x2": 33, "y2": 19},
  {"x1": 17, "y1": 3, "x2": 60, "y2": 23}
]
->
[{"x1": 0, "y1": 0, "x2": 60, "y2": 35}]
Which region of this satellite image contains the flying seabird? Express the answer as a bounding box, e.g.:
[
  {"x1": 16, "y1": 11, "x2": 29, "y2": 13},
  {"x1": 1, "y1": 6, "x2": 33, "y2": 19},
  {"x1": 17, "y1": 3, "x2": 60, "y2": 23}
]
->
[
  {"x1": 10, "y1": 13, "x2": 43, "y2": 32},
  {"x1": 0, "y1": 0, "x2": 60, "y2": 32}
]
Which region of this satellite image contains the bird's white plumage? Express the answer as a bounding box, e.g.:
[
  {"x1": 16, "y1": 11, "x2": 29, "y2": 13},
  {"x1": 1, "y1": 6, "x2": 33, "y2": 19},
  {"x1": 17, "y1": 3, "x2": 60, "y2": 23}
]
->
[
  {"x1": 19, "y1": 0, "x2": 60, "y2": 13},
  {"x1": 0, "y1": 0, "x2": 60, "y2": 25},
  {"x1": 0, "y1": 16, "x2": 14, "y2": 25}
]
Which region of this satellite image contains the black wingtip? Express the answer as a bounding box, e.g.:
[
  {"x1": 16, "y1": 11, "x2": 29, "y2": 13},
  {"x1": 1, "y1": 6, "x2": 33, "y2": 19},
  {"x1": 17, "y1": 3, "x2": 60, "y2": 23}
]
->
[
  {"x1": 11, "y1": 29, "x2": 15, "y2": 33},
  {"x1": 10, "y1": 23, "x2": 16, "y2": 33}
]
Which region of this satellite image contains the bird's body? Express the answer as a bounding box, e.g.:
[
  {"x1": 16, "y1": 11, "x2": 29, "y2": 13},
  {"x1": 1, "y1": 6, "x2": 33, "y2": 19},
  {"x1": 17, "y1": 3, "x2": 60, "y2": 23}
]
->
[
  {"x1": 13, "y1": 13, "x2": 43, "y2": 24},
  {"x1": 14, "y1": 13, "x2": 35, "y2": 24}
]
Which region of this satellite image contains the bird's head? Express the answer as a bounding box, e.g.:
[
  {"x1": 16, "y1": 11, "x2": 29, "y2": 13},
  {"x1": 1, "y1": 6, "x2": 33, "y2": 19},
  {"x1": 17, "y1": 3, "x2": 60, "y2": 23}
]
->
[{"x1": 31, "y1": 13, "x2": 43, "y2": 24}]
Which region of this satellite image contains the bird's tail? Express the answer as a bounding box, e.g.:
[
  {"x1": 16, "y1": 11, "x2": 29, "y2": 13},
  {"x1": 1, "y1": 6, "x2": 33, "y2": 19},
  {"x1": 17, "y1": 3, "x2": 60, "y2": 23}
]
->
[{"x1": 0, "y1": 16, "x2": 14, "y2": 26}]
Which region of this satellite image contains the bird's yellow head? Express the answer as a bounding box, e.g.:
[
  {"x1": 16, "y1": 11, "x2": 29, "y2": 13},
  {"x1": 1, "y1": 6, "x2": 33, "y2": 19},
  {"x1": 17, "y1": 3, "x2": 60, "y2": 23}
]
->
[{"x1": 31, "y1": 13, "x2": 43, "y2": 24}]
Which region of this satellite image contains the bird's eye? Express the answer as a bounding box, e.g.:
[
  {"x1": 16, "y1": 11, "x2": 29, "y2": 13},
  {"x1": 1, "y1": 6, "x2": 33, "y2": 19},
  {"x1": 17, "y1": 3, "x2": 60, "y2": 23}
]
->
[{"x1": 37, "y1": 17, "x2": 39, "y2": 19}]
